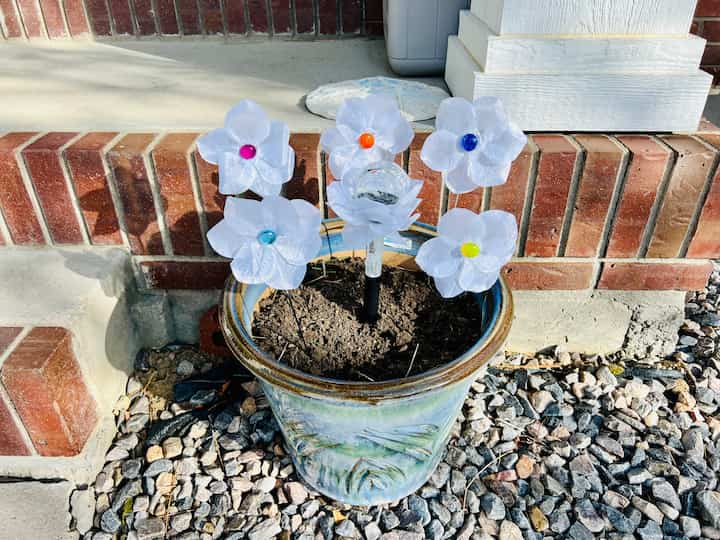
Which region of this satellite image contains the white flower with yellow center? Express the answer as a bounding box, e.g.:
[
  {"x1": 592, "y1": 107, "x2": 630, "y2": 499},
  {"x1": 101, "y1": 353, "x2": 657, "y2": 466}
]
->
[
  {"x1": 207, "y1": 195, "x2": 321, "y2": 290},
  {"x1": 420, "y1": 97, "x2": 527, "y2": 194},
  {"x1": 416, "y1": 208, "x2": 517, "y2": 298},
  {"x1": 320, "y1": 95, "x2": 414, "y2": 180}
]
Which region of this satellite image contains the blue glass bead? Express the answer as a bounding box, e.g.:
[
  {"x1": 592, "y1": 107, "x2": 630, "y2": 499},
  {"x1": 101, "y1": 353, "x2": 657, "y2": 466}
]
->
[
  {"x1": 257, "y1": 229, "x2": 277, "y2": 245},
  {"x1": 460, "y1": 133, "x2": 479, "y2": 152}
]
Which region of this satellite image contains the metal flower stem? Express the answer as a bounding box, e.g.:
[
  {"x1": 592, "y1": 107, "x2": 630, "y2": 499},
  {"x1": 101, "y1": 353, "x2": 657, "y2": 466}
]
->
[{"x1": 363, "y1": 237, "x2": 384, "y2": 323}]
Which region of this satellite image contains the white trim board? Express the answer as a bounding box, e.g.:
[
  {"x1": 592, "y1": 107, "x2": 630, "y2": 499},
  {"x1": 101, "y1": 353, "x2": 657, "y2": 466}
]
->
[
  {"x1": 459, "y1": 10, "x2": 705, "y2": 74},
  {"x1": 470, "y1": 0, "x2": 698, "y2": 36},
  {"x1": 444, "y1": 36, "x2": 712, "y2": 132}
]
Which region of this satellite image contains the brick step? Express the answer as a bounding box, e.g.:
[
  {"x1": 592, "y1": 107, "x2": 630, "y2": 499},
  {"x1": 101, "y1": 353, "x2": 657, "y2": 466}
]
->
[{"x1": 0, "y1": 327, "x2": 98, "y2": 457}]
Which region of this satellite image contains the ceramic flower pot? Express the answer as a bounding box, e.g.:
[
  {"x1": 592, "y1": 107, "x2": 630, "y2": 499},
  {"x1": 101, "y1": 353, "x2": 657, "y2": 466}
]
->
[{"x1": 220, "y1": 220, "x2": 513, "y2": 505}]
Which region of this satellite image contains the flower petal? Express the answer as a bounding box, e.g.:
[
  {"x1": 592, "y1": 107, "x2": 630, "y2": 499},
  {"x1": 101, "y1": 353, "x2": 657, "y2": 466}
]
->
[
  {"x1": 415, "y1": 237, "x2": 461, "y2": 278},
  {"x1": 341, "y1": 222, "x2": 373, "y2": 249},
  {"x1": 224, "y1": 100, "x2": 271, "y2": 145},
  {"x1": 197, "y1": 128, "x2": 237, "y2": 164},
  {"x1": 473, "y1": 97, "x2": 507, "y2": 132},
  {"x1": 258, "y1": 120, "x2": 291, "y2": 167},
  {"x1": 290, "y1": 199, "x2": 322, "y2": 230},
  {"x1": 260, "y1": 196, "x2": 296, "y2": 233},
  {"x1": 336, "y1": 97, "x2": 373, "y2": 134},
  {"x1": 207, "y1": 219, "x2": 247, "y2": 258},
  {"x1": 438, "y1": 208, "x2": 485, "y2": 242},
  {"x1": 253, "y1": 158, "x2": 286, "y2": 186},
  {"x1": 468, "y1": 158, "x2": 512, "y2": 188},
  {"x1": 320, "y1": 126, "x2": 352, "y2": 154},
  {"x1": 436, "y1": 98, "x2": 477, "y2": 136},
  {"x1": 219, "y1": 153, "x2": 255, "y2": 195},
  {"x1": 266, "y1": 259, "x2": 307, "y2": 290},
  {"x1": 373, "y1": 111, "x2": 414, "y2": 154},
  {"x1": 251, "y1": 181, "x2": 283, "y2": 198},
  {"x1": 434, "y1": 275, "x2": 464, "y2": 298},
  {"x1": 230, "y1": 242, "x2": 276, "y2": 284},
  {"x1": 483, "y1": 123, "x2": 527, "y2": 166},
  {"x1": 274, "y1": 232, "x2": 321, "y2": 265},
  {"x1": 224, "y1": 196, "x2": 265, "y2": 235},
  {"x1": 478, "y1": 210, "x2": 518, "y2": 260},
  {"x1": 444, "y1": 155, "x2": 481, "y2": 194},
  {"x1": 328, "y1": 144, "x2": 361, "y2": 180},
  {"x1": 458, "y1": 261, "x2": 499, "y2": 293},
  {"x1": 421, "y1": 130, "x2": 463, "y2": 172}
]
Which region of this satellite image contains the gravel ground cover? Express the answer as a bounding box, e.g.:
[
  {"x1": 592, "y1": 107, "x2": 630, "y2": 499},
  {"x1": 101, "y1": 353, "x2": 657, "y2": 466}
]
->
[{"x1": 71, "y1": 270, "x2": 720, "y2": 540}]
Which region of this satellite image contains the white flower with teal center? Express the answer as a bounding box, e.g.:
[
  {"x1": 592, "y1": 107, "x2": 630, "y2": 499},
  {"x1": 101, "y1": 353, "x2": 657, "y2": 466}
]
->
[
  {"x1": 420, "y1": 97, "x2": 527, "y2": 194},
  {"x1": 207, "y1": 195, "x2": 321, "y2": 290},
  {"x1": 416, "y1": 208, "x2": 517, "y2": 298},
  {"x1": 327, "y1": 162, "x2": 423, "y2": 249},
  {"x1": 197, "y1": 100, "x2": 295, "y2": 198},
  {"x1": 320, "y1": 95, "x2": 414, "y2": 180}
]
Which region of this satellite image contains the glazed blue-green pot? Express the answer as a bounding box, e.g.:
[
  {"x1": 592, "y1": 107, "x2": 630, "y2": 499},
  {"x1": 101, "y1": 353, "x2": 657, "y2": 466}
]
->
[{"x1": 220, "y1": 220, "x2": 513, "y2": 505}]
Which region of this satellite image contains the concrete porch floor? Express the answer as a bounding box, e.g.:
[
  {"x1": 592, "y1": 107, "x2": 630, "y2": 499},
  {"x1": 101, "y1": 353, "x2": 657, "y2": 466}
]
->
[{"x1": 0, "y1": 39, "x2": 444, "y2": 132}]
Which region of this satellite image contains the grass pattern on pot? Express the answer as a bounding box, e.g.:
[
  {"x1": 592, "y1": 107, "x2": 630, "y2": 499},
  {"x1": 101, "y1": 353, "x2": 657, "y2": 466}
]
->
[{"x1": 199, "y1": 95, "x2": 525, "y2": 504}]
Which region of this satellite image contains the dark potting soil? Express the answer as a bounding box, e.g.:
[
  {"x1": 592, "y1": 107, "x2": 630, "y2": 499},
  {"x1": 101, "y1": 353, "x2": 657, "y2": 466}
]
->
[{"x1": 251, "y1": 258, "x2": 485, "y2": 382}]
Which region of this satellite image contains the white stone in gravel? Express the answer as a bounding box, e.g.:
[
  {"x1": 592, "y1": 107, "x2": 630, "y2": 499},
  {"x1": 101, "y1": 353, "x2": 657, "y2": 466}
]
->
[
  {"x1": 603, "y1": 490, "x2": 630, "y2": 509},
  {"x1": 188, "y1": 421, "x2": 208, "y2": 439},
  {"x1": 176, "y1": 359, "x2": 194, "y2": 376},
  {"x1": 230, "y1": 478, "x2": 253, "y2": 493},
  {"x1": 248, "y1": 517, "x2": 282, "y2": 540},
  {"x1": 632, "y1": 496, "x2": 665, "y2": 523},
  {"x1": 146, "y1": 445, "x2": 163, "y2": 463},
  {"x1": 135, "y1": 516, "x2": 166, "y2": 539},
  {"x1": 680, "y1": 516, "x2": 702, "y2": 538},
  {"x1": 285, "y1": 482, "x2": 308, "y2": 505},
  {"x1": 530, "y1": 391, "x2": 554, "y2": 413},
  {"x1": 133, "y1": 495, "x2": 149, "y2": 512},
  {"x1": 365, "y1": 522, "x2": 381, "y2": 540},
  {"x1": 170, "y1": 511, "x2": 192, "y2": 532},
  {"x1": 200, "y1": 450, "x2": 217, "y2": 466},
  {"x1": 162, "y1": 437, "x2": 182, "y2": 459},
  {"x1": 255, "y1": 477, "x2": 276, "y2": 493},
  {"x1": 126, "y1": 377, "x2": 143, "y2": 396},
  {"x1": 499, "y1": 520, "x2": 522, "y2": 540},
  {"x1": 105, "y1": 446, "x2": 129, "y2": 462},
  {"x1": 335, "y1": 518, "x2": 358, "y2": 537},
  {"x1": 129, "y1": 396, "x2": 150, "y2": 415},
  {"x1": 70, "y1": 488, "x2": 94, "y2": 534}
]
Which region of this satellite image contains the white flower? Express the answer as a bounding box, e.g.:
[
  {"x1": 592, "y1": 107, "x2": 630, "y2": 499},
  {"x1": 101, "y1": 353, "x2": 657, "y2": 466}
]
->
[
  {"x1": 197, "y1": 100, "x2": 295, "y2": 198},
  {"x1": 327, "y1": 162, "x2": 423, "y2": 249},
  {"x1": 416, "y1": 208, "x2": 517, "y2": 298},
  {"x1": 207, "y1": 195, "x2": 321, "y2": 290},
  {"x1": 421, "y1": 97, "x2": 527, "y2": 194},
  {"x1": 320, "y1": 95, "x2": 414, "y2": 180}
]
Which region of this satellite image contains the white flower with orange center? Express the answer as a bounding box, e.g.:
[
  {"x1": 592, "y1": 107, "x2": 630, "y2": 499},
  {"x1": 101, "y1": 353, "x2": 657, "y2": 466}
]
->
[
  {"x1": 416, "y1": 208, "x2": 517, "y2": 298},
  {"x1": 197, "y1": 100, "x2": 295, "y2": 197},
  {"x1": 320, "y1": 95, "x2": 414, "y2": 180},
  {"x1": 420, "y1": 97, "x2": 527, "y2": 194}
]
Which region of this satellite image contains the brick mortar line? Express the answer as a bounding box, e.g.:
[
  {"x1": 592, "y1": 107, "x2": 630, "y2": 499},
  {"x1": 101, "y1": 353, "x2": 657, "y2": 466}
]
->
[
  {"x1": 516, "y1": 136, "x2": 540, "y2": 257},
  {"x1": 0, "y1": 132, "x2": 14, "y2": 245},
  {"x1": 11, "y1": 0, "x2": 29, "y2": 39},
  {"x1": 15, "y1": 132, "x2": 54, "y2": 245},
  {"x1": 77, "y1": 0, "x2": 94, "y2": 37},
  {"x1": 58, "y1": 132, "x2": 92, "y2": 245},
  {"x1": 319, "y1": 149, "x2": 329, "y2": 219},
  {"x1": 680, "y1": 135, "x2": 720, "y2": 257},
  {"x1": 637, "y1": 135, "x2": 676, "y2": 258},
  {"x1": 34, "y1": 0, "x2": 50, "y2": 38},
  {"x1": 103, "y1": 0, "x2": 116, "y2": 35},
  {"x1": 172, "y1": 0, "x2": 183, "y2": 36},
  {"x1": 144, "y1": 132, "x2": 174, "y2": 255},
  {"x1": 149, "y1": 0, "x2": 161, "y2": 35},
  {"x1": 186, "y1": 142, "x2": 213, "y2": 256},
  {"x1": 557, "y1": 134, "x2": 585, "y2": 257},
  {"x1": 127, "y1": 0, "x2": 141, "y2": 37},
  {"x1": 597, "y1": 136, "x2": 631, "y2": 259},
  {"x1": 0, "y1": 377, "x2": 38, "y2": 457},
  {"x1": 56, "y1": 0, "x2": 72, "y2": 36},
  {"x1": 100, "y1": 132, "x2": 134, "y2": 250}
]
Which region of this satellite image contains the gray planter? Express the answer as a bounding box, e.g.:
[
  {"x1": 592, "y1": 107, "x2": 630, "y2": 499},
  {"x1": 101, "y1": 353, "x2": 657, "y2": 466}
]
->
[{"x1": 384, "y1": 0, "x2": 469, "y2": 76}]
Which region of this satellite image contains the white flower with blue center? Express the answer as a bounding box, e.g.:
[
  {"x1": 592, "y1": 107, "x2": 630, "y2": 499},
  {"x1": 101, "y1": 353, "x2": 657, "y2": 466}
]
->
[
  {"x1": 207, "y1": 196, "x2": 321, "y2": 290},
  {"x1": 197, "y1": 100, "x2": 295, "y2": 198},
  {"x1": 420, "y1": 97, "x2": 527, "y2": 194},
  {"x1": 326, "y1": 162, "x2": 423, "y2": 249},
  {"x1": 416, "y1": 208, "x2": 517, "y2": 298},
  {"x1": 320, "y1": 95, "x2": 415, "y2": 180}
]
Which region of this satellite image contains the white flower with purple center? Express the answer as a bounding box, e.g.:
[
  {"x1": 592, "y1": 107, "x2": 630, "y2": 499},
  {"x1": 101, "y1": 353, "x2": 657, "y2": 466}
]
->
[
  {"x1": 197, "y1": 100, "x2": 295, "y2": 198},
  {"x1": 416, "y1": 208, "x2": 517, "y2": 298},
  {"x1": 420, "y1": 97, "x2": 527, "y2": 194},
  {"x1": 207, "y1": 195, "x2": 321, "y2": 290},
  {"x1": 327, "y1": 162, "x2": 423, "y2": 249},
  {"x1": 320, "y1": 95, "x2": 414, "y2": 180}
]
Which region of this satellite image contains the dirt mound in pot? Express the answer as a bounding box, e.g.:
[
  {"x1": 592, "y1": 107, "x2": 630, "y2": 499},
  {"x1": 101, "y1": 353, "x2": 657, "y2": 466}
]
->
[{"x1": 251, "y1": 258, "x2": 485, "y2": 382}]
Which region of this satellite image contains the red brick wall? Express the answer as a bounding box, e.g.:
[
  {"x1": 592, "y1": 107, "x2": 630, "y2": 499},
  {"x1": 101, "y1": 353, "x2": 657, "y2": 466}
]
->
[
  {"x1": 0, "y1": 130, "x2": 717, "y2": 292},
  {"x1": 0, "y1": 0, "x2": 384, "y2": 38},
  {"x1": 696, "y1": 0, "x2": 720, "y2": 84}
]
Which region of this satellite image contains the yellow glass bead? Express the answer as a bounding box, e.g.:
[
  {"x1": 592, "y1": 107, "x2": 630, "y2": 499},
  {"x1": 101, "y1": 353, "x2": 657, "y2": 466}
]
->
[
  {"x1": 609, "y1": 363, "x2": 625, "y2": 376},
  {"x1": 460, "y1": 242, "x2": 480, "y2": 258}
]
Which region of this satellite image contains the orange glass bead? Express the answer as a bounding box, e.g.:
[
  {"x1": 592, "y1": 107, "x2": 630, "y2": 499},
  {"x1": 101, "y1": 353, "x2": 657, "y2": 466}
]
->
[{"x1": 359, "y1": 132, "x2": 375, "y2": 149}]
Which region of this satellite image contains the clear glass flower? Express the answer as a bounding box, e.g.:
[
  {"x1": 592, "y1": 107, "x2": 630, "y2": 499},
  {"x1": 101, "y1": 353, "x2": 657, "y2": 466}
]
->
[
  {"x1": 197, "y1": 100, "x2": 295, "y2": 198},
  {"x1": 207, "y1": 195, "x2": 321, "y2": 290},
  {"x1": 326, "y1": 162, "x2": 423, "y2": 249},
  {"x1": 420, "y1": 97, "x2": 527, "y2": 194},
  {"x1": 416, "y1": 208, "x2": 517, "y2": 298},
  {"x1": 320, "y1": 95, "x2": 414, "y2": 180}
]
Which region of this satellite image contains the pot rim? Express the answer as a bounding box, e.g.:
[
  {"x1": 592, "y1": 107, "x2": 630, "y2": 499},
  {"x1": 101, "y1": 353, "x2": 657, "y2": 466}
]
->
[{"x1": 219, "y1": 220, "x2": 514, "y2": 402}]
